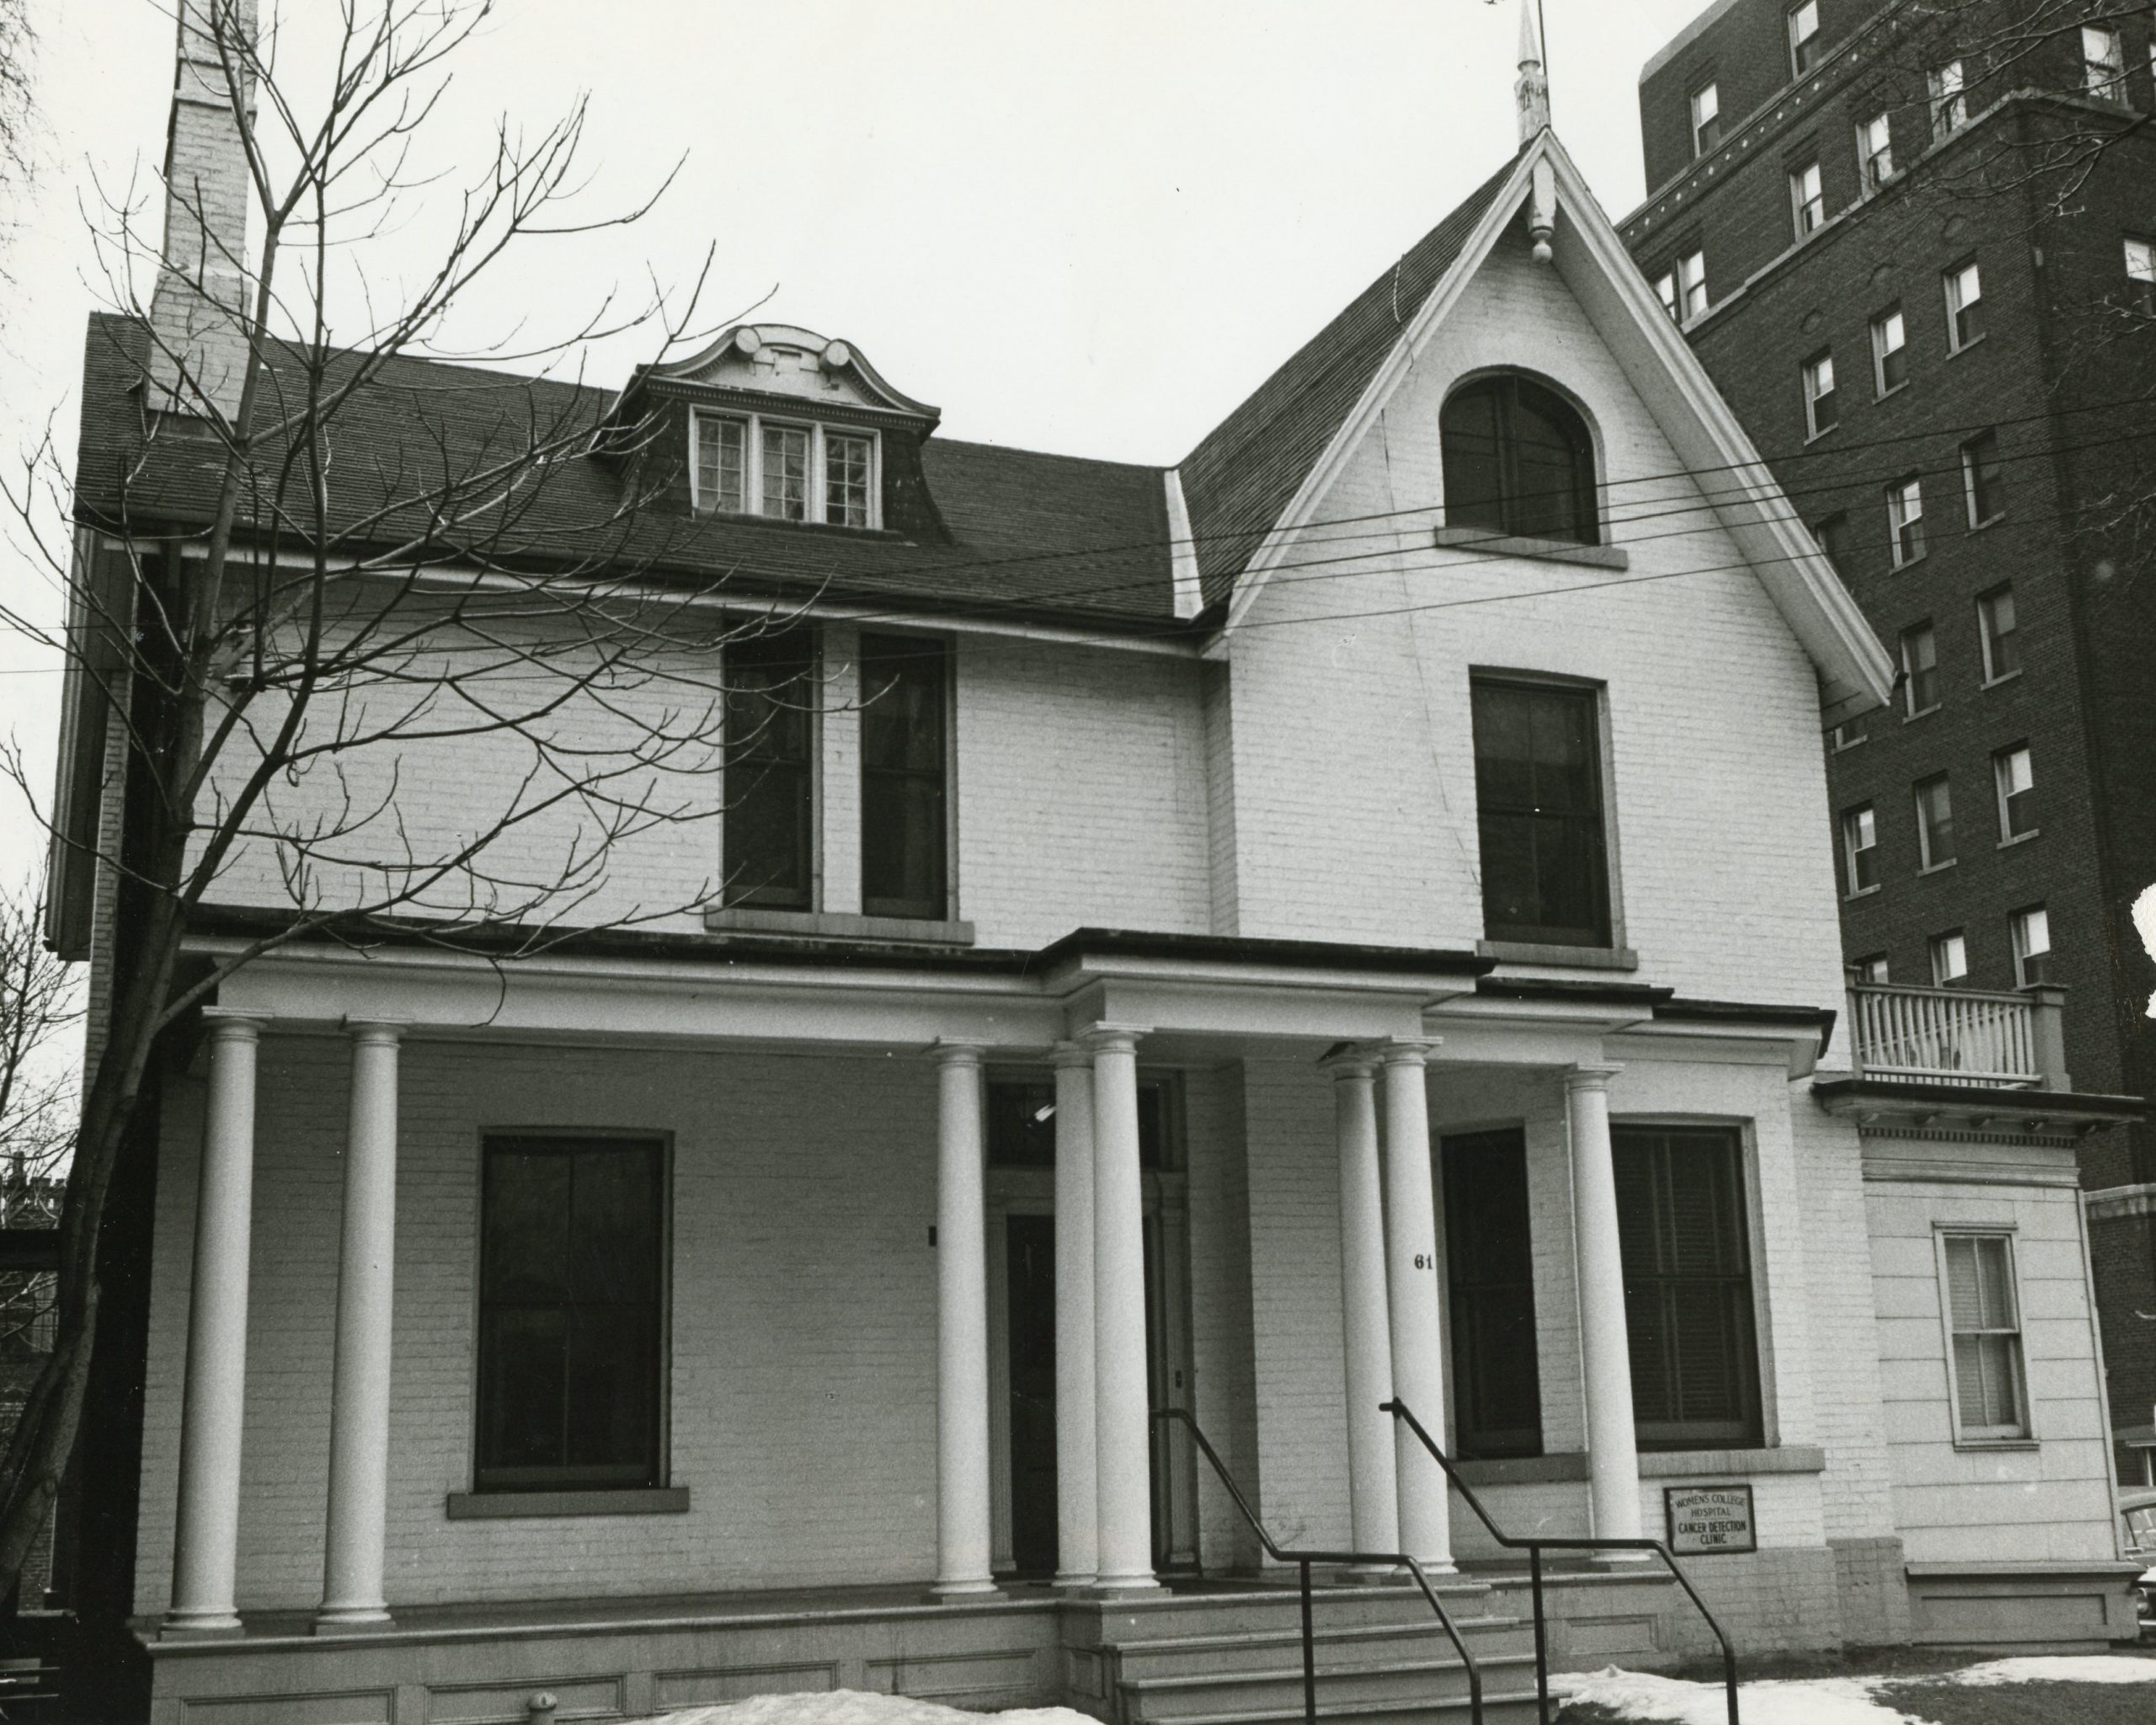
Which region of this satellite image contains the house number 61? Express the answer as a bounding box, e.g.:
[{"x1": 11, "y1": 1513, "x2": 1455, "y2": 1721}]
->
[{"x1": 1412, "y1": 1253, "x2": 1433, "y2": 1270}]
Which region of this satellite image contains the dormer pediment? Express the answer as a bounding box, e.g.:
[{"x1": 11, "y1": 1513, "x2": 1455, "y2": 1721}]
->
[{"x1": 646, "y1": 324, "x2": 939, "y2": 427}]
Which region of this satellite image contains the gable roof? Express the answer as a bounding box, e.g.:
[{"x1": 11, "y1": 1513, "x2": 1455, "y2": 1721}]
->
[
  {"x1": 1174, "y1": 131, "x2": 1894, "y2": 724},
  {"x1": 70, "y1": 314, "x2": 1181, "y2": 631}
]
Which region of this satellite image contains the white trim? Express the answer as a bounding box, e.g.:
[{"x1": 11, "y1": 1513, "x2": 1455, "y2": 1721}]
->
[
  {"x1": 1934, "y1": 1225, "x2": 2034, "y2": 1447},
  {"x1": 1162, "y1": 468, "x2": 1203, "y2": 621}
]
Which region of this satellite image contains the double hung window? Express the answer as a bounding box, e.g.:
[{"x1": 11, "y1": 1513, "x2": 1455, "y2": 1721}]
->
[
  {"x1": 2010, "y1": 905, "x2": 2052, "y2": 986},
  {"x1": 1812, "y1": 510, "x2": 1852, "y2": 574},
  {"x1": 2084, "y1": 23, "x2": 2127, "y2": 99},
  {"x1": 1851, "y1": 952, "x2": 1890, "y2": 985},
  {"x1": 1915, "y1": 772, "x2": 1956, "y2": 868},
  {"x1": 1899, "y1": 621, "x2": 1939, "y2": 716},
  {"x1": 1929, "y1": 61, "x2": 1967, "y2": 137},
  {"x1": 1801, "y1": 350, "x2": 1838, "y2": 436},
  {"x1": 722, "y1": 630, "x2": 818, "y2": 910},
  {"x1": 1789, "y1": 2, "x2": 1821, "y2": 76},
  {"x1": 1871, "y1": 307, "x2": 1907, "y2": 394},
  {"x1": 1887, "y1": 476, "x2": 1925, "y2": 566},
  {"x1": 1614, "y1": 1124, "x2": 1763, "y2": 1450},
  {"x1": 860, "y1": 634, "x2": 950, "y2": 921},
  {"x1": 1857, "y1": 112, "x2": 1894, "y2": 187},
  {"x1": 476, "y1": 1136, "x2": 665, "y2": 1493},
  {"x1": 1944, "y1": 261, "x2": 1984, "y2": 350},
  {"x1": 1977, "y1": 585, "x2": 2020, "y2": 681},
  {"x1": 1653, "y1": 269, "x2": 1679, "y2": 321},
  {"x1": 1993, "y1": 743, "x2": 2036, "y2": 840},
  {"x1": 1690, "y1": 83, "x2": 1722, "y2": 156},
  {"x1": 1470, "y1": 676, "x2": 1612, "y2": 948},
  {"x1": 692, "y1": 411, "x2": 880, "y2": 529},
  {"x1": 2126, "y1": 237, "x2": 2154, "y2": 313},
  {"x1": 1941, "y1": 1233, "x2": 2029, "y2": 1441},
  {"x1": 1677, "y1": 249, "x2": 1710, "y2": 320},
  {"x1": 1930, "y1": 928, "x2": 1968, "y2": 984},
  {"x1": 1442, "y1": 1129, "x2": 1544, "y2": 1459},
  {"x1": 1831, "y1": 710, "x2": 1870, "y2": 751},
  {"x1": 1790, "y1": 160, "x2": 1826, "y2": 238},
  {"x1": 1961, "y1": 432, "x2": 2004, "y2": 526},
  {"x1": 1841, "y1": 804, "x2": 1879, "y2": 895}
]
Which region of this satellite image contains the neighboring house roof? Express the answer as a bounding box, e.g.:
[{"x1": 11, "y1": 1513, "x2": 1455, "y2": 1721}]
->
[
  {"x1": 1176, "y1": 153, "x2": 1520, "y2": 609},
  {"x1": 71, "y1": 314, "x2": 1180, "y2": 628}
]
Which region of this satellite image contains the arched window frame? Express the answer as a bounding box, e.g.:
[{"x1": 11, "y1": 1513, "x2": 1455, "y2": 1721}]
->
[{"x1": 1438, "y1": 371, "x2": 1604, "y2": 547}]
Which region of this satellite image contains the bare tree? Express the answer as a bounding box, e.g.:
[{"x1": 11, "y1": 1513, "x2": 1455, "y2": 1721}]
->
[
  {"x1": 0, "y1": 0, "x2": 32, "y2": 276},
  {"x1": 0, "y1": 0, "x2": 807, "y2": 1594},
  {"x1": 0, "y1": 879, "x2": 76, "y2": 1363}
]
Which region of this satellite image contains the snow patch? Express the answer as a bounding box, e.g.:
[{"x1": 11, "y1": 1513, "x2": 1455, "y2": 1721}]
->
[
  {"x1": 1550, "y1": 1667, "x2": 1929, "y2": 1725},
  {"x1": 631, "y1": 1692, "x2": 1100, "y2": 1725},
  {"x1": 1942, "y1": 1654, "x2": 2156, "y2": 1687}
]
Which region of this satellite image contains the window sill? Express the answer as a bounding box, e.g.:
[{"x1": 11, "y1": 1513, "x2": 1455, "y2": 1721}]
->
[
  {"x1": 1889, "y1": 553, "x2": 1926, "y2": 572},
  {"x1": 1903, "y1": 705, "x2": 1940, "y2": 722},
  {"x1": 1477, "y1": 940, "x2": 1638, "y2": 971},
  {"x1": 1876, "y1": 382, "x2": 1908, "y2": 403},
  {"x1": 1946, "y1": 334, "x2": 1987, "y2": 360},
  {"x1": 1803, "y1": 422, "x2": 1838, "y2": 445},
  {"x1": 1981, "y1": 670, "x2": 2022, "y2": 691},
  {"x1": 1844, "y1": 884, "x2": 1881, "y2": 901},
  {"x1": 1432, "y1": 526, "x2": 1628, "y2": 570},
  {"x1": 446, "y1": 1487, "x2": 689, "y2": 1519},
  {"x1": 1917, "y1": 859, "x2": 1958, "y2": 876},
  {"x1": 688, "y1": 506, "x2": 899, "y2": 540},
  {"x1": 1637, "y1": 1445, "x2": 1826, "y2": 1479},
  {"x1": 704, "y1": 907, "x2": 977, "y2": 946},
  {"x1": 1997, "y1": 830, "x2": 2039, "y2": 849},
  {"x1": 1950, "y1": 1437, "x2": 2038, "y2": 1453},
  {"x1": 1968, "y1": 513, "x2": 2004, "y2": 532}
]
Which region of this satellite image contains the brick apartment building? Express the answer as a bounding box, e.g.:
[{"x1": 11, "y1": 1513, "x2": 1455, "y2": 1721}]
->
[{"x1": 1620, "y1": 0, "x2": 2156, "y2": 1483}]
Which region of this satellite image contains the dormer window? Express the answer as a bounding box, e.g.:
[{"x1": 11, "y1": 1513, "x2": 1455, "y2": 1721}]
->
[{"x1": 691, "y1": 411, "x2": 882, "y2": 530}]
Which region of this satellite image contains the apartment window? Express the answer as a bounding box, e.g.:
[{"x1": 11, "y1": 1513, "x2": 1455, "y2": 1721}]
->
[
  {"x1": 2084, "y1": 23, "x2": 2127, "y2": 99},
  {"x1": 1841, "y1": 804, "x2": 1879, "y2": 895},
  {"x1": 1470, "y1": 676, "x2": 1612, "y2": 948},
  {"x1": 2125, "y1": 236, "x2": 2154, "y2": 313},
  {"x1": 1790, "y1": 159, "x2": 1826, "y2": 238},
  {"x1": 1994, "y1": 743, "x2": 2036, "y2": 840},
  {"x1": 1857, "y1": 111, "x2": 1894, "y2": 188},
  {"x1": 1851, "y1": 952, "x2": 1891, "y2": 985},
  {"x1": 1929, "y1": 60, "x2": 1967, "y2": 137},
  {"x1": 1801, "y1": 350, "x2": 1838, "y2": 436},
  {"x1": 722, "y1": 629, "x2": 817, "y2": 911},
  {"x1": 1690, "y1": 83, "x2": 1722, "y2": 157},
  {"x1": 1443, "y1": 1129, "x2": 1544, "y2": 1459},
  {"x1": 1813, "y1": 511, "x2": 1852, "y2": 575},
  {"x1": 476, "y1": 1136, "x2": 664, "y2": 1493},
  {"x1": 1614, "y1": 1124, "x2": 1763, "y2": 1450},
  {"x1": 2010, "y1": 905, "x2": 2052, "y2": 986},
  {"x1": 1977, "y1": 585, "x2": 2020, "y2": 681},
  {"x1": 1440, "y1": 373, "x2": 1599, "y2": 546},
  {"x1": 1930, "y1": 928, "x2": 1969, "y2": 984},
  {"x1": 860, "y1": 634, "x2": 950, "y2": 921},
  {"x1": 1961, "y1": 431, "x2": 2004, "y2": 526},
  {"x1": 1652, "y1": 269, "x2": 1678, "y2": 321},
  {"x1": 1915, "y1": 772, "x2": 1956, "y2": 868},
  {"x1": 1677, "y1": 248, "x2": 1709, "y2": 320},
  {"x1": 1944, "y1": 260, "x2": 1984, "y2": 350},
  {"x1": 1899, "y1": 621, "x2": 1940, "y2": 716},
  {"x1": 1871, "y1": 306, "x2": 1908, "y2": 394},
  {"x1": 1831, "y1": 709, "x2": 1870, "y2": 750},
  {"x1": 691, "y1": 410, "x2": 881, "y2": 529},
  {"x1": 1941, "y1": 1233, "x2": 2028, "y2": 1441},
  {"x1": 1886, "y1": 476, "x2": 1925, "y2": 566},
  {"x1": 1789, "y1": 1, "x2": 1821, "y2": 76}
]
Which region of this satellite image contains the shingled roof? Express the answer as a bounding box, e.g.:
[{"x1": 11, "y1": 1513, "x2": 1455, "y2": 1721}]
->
[
  {"x1": 72, "y1": 313, "x2": 1180, "y2": 629},
  {"x1": 1176, "y1": 153, "x2": 1522, "y2": 607}
]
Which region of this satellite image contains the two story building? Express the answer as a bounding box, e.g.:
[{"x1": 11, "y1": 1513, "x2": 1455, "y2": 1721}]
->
[{"x1": 45, "y1": 7, "x2": 2148, "y2": 1722}]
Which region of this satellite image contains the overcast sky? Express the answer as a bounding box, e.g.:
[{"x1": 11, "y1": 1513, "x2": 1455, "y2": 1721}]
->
[{"x1": 0, "y1": 0, "x2": 1709, "y2": 896}]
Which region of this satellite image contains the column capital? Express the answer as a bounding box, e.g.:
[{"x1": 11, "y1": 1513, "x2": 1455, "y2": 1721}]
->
[
  {"x1": 1050, "y1": 1040, "x2": 1095, "y2": 1071},
  {"x1": 1377, "y1": 1036, "x2": 1441, "y2": 1067},
  {"x1": 1075, "y1": 1023, "x2": 1150, "y2": 1055},
  {"x1": 1565, "y1": 1063, "x2": 1624, "y2": 1094},
  {"x1": 930, "y1": 1039, "x2": 987, "y2": 1068},
  {"x1": 342, "y1": 1017, "x2": 408, "y2": 1046},
  {"x1": 200, "y1": 1007, "x2": 266, "y2": 1044},
  {"x1": 1318, "y1": 1042, "x2": 1380, "y2": 1080}
]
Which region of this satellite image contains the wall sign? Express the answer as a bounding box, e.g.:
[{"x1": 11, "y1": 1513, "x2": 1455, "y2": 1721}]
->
[{"x1": 1662, "y1": 1484, "x2": 1756, "y2": 1556}]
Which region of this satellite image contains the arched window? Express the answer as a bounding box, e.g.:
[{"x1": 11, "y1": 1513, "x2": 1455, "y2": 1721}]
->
[{"x1": 1440, "y1": 374, "x2": 1599, "y2": 546}]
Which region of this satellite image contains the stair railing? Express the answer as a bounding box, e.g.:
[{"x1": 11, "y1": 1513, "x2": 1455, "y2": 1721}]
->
[
  {"x1": 1384, "y1": 1398, "x2": 1739, "y2": 1725},
  {"x1": 1150, "y1": 1407, "x2": 1485, "y2": 1725}
]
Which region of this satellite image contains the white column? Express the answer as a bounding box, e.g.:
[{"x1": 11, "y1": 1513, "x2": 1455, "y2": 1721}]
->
[
  {"x1": 1566, "y1": 1064, "x2": 1646, "y2": 1551},
  {"x1": 1086, "y1": 1024, "x2": 1160, "y2": 1593},
  {"x1": 1381, "y1": 1039, "x2": 1454, "y2": 1574},
  {"x1": 1326, "y1": 1049, "x2": 1399, "y2": 1565},
  {"x1": 931, "y1": 1041, "x2": 997, "y2": 1595},
  {"x1": 317, "y1": 1021, "x2": 404, "y2": 1630},
  {"x1": 166, "y1": 1011, "x2": 264, "y2": 1634},
  {"x1": 1051, "y1": 1043, "x2": 1099, "y2": 1589}
]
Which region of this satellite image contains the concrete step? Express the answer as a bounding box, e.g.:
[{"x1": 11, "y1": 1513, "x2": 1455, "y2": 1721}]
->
[
  {"x1": 1123, "y1": 1680, "x2": 1550, "y2": 1725},
  {"x1": 1099, "y1": 1586, "x2": 1501, "y2": 1644},
  {"x1": 1111, "y1": 1617, "x2": 1536, "y2": 1680},
  {"x1": 1121, "y1": 1652, "x2": 1542, "y2": 1720}
]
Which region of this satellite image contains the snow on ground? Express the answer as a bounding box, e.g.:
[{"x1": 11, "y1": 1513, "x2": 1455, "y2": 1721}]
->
[
  {"x1": 627, "y1": 1693, "x2": 1100, "y2": 1725},
  {"x1": 1552, "y1": 1653, "x2": 2156, "y2": 1724}
]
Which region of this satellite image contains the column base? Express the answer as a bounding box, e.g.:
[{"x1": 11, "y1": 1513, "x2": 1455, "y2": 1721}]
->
[
  {"x1": 1339, "y1": 1562, "x2": 1400, "y2": 1585},
  {"x1": 314, "y1": 1605, "x2": 393, "y2": 1634},
  {"x1": 1590, "y1": 1548, "x2": 1655, "y2": 1567},
  {"x1": 1091, "y1": 1574, "x2": 1162, "y2": 1599},
  {"x1": 159, "y1": 1612, "x2": 243, "y2": 1640},
  {"x1": 1405, "y1": 1557, "x2": 1458, "y2": 1577},
  {"x1": 927, "y1": 1578, "x2": 1001, "y2": 1599},
  {"x1": 1052, "y1": 1572, "x2": 1101, "y2": 1591}
]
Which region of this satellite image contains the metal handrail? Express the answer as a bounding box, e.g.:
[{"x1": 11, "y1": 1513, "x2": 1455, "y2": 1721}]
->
[
  {"x1": 1150, "y1": 1408, "x2": 1485, "y2": 1725},
  {"x1": 1383, "y1": 1398, "x2": 1739, "y2": 1725}
]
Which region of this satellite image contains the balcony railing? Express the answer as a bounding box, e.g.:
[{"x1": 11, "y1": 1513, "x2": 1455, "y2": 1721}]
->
[{"x1": 1846, "y1": 982, "x2": 2067, "y2": 1089}]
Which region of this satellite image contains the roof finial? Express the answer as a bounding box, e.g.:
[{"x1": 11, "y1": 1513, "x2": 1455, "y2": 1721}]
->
[{"x1": 1516, "y1": 0, "x2": 1551, "y2": 144}]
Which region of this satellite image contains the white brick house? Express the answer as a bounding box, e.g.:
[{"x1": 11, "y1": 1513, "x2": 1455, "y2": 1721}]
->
[{"x1": 50, "y1": 15, "x2": 2148, "y2": 1725}]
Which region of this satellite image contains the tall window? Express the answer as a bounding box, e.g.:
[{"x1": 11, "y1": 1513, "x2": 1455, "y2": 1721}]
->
[
  {"x1": 2084, "y1": 23, "x2": 2127, "y2": 99},
  {"x1": 1443, "y1": 1129, "x2": 1543, "y2": 1459},
  {"x1": 1813, "y1": 510, "x2": 1852, "y2": 574},
  {"x1": 695, "y1": 416, "x2": 747, "y2": 514},
  {"x1": 723, "y1": 630, "x2": 817, "y2": 910},
  {"x1": 1801, "y1": 350, "x2": 1838, "y2": 436},
  {"x1": 2125, "y1": 236, "x2": 2154, "y2": 313},
  {"x1": 1677, "y1": 248, "x2": 1710, "y2": 319},
  {"x1": 1887, "y1": 476, "x2": 1925, "y2": 566},
  {"x1": 860, "y1": 634, "x2": 950, "y2": 921},
  {"x1": 761, "y1": 424, "x2": 809, "y2": 521},
  {"x1": 1652, "y1": 268, "x2": 1678, "y2": 321},
  {"x1": 1929, "y1": 61, "x2": 1967, "y2": 137},
  {"x1": 1944, "y1": 260, "x2": 1984, "y2": 350},
  {"x1": 1857, "y1": 111, "x2": 1894, "y2": 187},
  {"x1": 477, "y1": 1136, "x2": 664, "y2": 1493},
  {"x1": 1471, "y1": 677, "x2": 1612, "y2": 948},
  {"x1": 1614, "y1": 1124, "x2": 1763, "y2": 1451},
  {"x1": 1929, "y1": 927, "x2": 1969, "y2": 983},
  {"x1": 1961, "y1": 432, "x2": 2004, "y2": 526},
  {"x1": 825, "y1": 431, "x2": 874, "y2": 529},
  {"x1": 1790, "y1": 159, "x2": 1826, "y2": 238},
  {"x1": 2010, "y1": 905, "x2": 2052, "y2": 986},
  {"x1": 1841, "y1": 804, "x2": 1879, "y2": 895},
  {"x1": 1899, "y1": 621, "x2": 1940, "y2": 716},
  {"x1": 1439, "y1": 375, "x2": 1599, "y2": 546},
  {"x1": 1789, "y1": 1, "x2": 1821, "y2": 76},
  {"x1": 691, "y1": 411, "x2": 881, "y2": 528},
  {"x1": 1870, "y1": 306, "x2": 1908, "y2": 394},
  {"x1": 1915, "y1": 772, "x2": 1956, "y2": 868},
  {"x1": 1977, "y1": 585, "x2": 2020, "y2": 681},
  {"x1": 1690, "y1": 83, "x2": 1722, "y2": 156},
  {"x1": 1993, "y1": 743, "x2": 2036, "y2": 839},
  {"x1": 1941, "y1": 1233, "x2": 2028, "y2": 1440}
]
